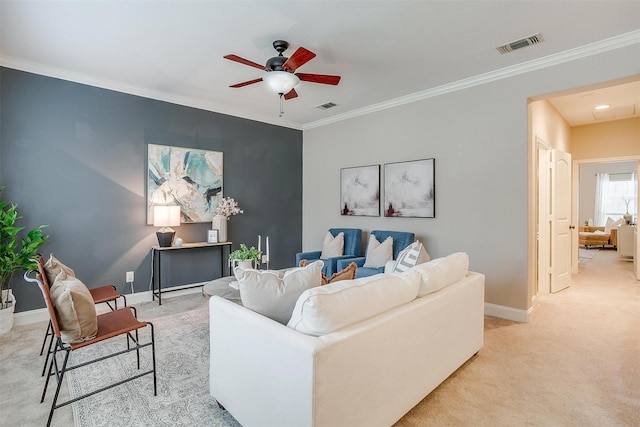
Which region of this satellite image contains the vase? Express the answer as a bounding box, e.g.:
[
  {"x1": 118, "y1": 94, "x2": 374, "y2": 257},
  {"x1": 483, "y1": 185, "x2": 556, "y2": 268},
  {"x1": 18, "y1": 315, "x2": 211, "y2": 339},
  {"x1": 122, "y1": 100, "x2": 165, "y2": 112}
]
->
[
  {"x1": 0, "y1": 289, "x2": 16, "y2": 335},
  {"x1": 211, "y1": 215, "x2": 228, "y2": 242}
]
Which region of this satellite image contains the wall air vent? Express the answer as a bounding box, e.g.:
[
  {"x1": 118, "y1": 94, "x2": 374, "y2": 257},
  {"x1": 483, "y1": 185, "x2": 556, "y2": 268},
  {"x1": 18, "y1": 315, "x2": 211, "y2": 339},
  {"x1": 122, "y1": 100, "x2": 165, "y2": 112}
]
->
[
  {"x1": 316, "y1": 102, "x2": 337, "y2": 110},
  {"x1": 496, "y1": 32, "x2": 544, "y2": 54}
]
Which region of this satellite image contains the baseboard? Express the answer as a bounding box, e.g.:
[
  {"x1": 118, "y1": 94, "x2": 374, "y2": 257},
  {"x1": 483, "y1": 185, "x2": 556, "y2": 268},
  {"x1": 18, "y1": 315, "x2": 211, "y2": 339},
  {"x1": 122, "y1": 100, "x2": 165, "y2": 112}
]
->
[
  {"x1": 484, "y1": 302, "x2": 532, "y2": 323},
  {"x1": 13, "y1": 284, "x2": 206, "y2": 327}
]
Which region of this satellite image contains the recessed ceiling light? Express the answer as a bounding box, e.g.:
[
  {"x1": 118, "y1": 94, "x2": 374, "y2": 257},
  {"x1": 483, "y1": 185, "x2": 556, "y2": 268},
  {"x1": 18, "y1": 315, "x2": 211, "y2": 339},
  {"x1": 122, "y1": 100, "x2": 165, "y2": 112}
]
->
[{"x1": 594, "y1": 104, "x2": 611, "y2": 110}]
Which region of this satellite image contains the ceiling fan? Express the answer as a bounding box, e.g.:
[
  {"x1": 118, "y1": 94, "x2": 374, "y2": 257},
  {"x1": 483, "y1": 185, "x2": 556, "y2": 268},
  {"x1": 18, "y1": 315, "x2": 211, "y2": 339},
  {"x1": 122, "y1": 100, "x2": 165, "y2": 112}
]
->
[{"x1": 224, "y1": 40, "x2": 341, "y2": 114}]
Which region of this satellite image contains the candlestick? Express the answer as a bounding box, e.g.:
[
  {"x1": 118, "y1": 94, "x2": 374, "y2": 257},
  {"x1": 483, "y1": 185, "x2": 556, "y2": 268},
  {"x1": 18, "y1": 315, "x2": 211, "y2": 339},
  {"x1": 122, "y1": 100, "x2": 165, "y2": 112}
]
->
[
  {"x1": 258, "y1": 235, "x2": 261, "y2": 253},
  {"x1": 266, "y1": 236, "x2": 270, "y2": 262}
]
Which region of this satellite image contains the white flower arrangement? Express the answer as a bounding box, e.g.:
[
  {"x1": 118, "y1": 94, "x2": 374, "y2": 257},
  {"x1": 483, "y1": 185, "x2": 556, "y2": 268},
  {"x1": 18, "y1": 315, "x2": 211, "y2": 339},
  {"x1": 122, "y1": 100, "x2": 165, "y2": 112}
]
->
[{"x1": 216, "y1": 197, "x2": 243, "y2": 219}]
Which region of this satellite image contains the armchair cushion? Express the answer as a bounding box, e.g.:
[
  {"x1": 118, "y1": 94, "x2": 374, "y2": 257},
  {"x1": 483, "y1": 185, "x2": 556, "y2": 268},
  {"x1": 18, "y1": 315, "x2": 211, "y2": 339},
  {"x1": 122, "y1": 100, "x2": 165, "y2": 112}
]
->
[
  {"x1": 604, "y1": 217, "x2": 623, "y2": 233},
  {"x1": 320, "y1": 231, "x2": 344, "y2": 259},
  {"x1": 363, "y1": 235, "x2": 393, "y2": 268},
  {"x1": 370, "y1": 230, "x2": 416, "y2": 260},
  {"x1": 343, "y1": 230, "x2": 416, "y2": 278},
  {"x1": 295, "y1": 228, "x2": 363, "y2": 276}
]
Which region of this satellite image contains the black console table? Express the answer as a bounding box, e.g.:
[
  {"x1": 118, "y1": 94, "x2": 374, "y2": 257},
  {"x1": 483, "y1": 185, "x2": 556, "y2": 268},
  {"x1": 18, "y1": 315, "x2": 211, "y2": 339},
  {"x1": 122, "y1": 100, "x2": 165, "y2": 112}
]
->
[{"x1": 151, "y1": 241, "x2": 232, "y2": 305}]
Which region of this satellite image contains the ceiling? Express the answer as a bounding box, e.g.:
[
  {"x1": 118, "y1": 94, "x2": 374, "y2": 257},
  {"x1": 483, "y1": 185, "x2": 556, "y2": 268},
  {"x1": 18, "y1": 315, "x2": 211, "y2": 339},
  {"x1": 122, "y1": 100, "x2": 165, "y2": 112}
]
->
[{"x1": 1, "y1": 1, "x2": 639, "y2": 130}]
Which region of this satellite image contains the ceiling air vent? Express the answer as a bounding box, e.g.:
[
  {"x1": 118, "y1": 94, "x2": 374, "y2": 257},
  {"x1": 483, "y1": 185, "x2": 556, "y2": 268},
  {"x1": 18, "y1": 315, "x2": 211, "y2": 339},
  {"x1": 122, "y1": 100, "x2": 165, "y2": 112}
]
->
[
  {"x1": 496, "y1": 32, "x2": 544, "y2": 54},
  {"x1": 316, "y1": 102, "x2": 337, "y2": 110}
]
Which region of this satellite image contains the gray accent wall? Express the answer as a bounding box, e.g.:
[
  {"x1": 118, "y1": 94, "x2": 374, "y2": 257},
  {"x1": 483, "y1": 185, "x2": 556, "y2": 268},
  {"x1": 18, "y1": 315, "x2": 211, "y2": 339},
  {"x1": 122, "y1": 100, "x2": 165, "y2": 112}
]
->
[
  {"x1": 302, "y1": 43, "x2": 639, "y2": 312},
  {"x1": 1, "y1": 67, "x2": 302, "y2": 312}
]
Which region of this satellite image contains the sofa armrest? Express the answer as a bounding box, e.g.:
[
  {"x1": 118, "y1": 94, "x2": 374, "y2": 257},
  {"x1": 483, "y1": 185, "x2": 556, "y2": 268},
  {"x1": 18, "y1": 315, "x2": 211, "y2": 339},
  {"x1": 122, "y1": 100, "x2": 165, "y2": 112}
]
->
[
  {"x1": 609, "y1": 228, "x2": 618, "y2": 246},
  {"x1": 210, "y1": 296, "x2": 325, "y2": 427}
]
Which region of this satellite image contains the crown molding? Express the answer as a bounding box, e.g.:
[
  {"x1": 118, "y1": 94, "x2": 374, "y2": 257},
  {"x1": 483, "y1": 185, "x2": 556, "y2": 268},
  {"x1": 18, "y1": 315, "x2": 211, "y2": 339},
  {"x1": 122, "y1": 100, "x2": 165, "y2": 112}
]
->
[
  {"x1": 0, "y1": 57, "x2": 303, "y2": 131},
  {"x1": 303, "y1": 30, "x2": 640, "y2": 130},
  {"x1": 2, "y1": 30, "x2": 638, "y2": 132}
]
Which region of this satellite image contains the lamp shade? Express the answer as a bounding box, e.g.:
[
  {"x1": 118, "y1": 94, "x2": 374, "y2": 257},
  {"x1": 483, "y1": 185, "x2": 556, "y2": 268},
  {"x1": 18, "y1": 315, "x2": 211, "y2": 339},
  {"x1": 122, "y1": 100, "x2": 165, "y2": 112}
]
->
[
  {"x1": 153, "y1": 205, "x2": 181, "y2": 227},
  {"x1": 263, "y1": 71, "x2": 300, "y2": 94}
]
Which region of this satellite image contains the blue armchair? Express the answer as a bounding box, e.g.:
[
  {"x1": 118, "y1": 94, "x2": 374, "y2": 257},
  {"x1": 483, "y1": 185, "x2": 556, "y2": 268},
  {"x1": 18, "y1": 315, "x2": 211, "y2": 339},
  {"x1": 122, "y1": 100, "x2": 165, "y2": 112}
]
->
[
  {"x1": 295, "y1": 228, "x2": 363, "y2": 276},
  {"x1": 337, "y1": 230, "x2": 415, "y2": 278}
]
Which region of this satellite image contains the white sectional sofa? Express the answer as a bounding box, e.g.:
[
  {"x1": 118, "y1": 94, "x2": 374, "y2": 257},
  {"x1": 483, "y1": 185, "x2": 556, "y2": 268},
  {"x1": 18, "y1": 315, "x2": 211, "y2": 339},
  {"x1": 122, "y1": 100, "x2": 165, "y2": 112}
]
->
[{"x1": 209, "y1": 252, "x2": 485, "y2": 427}]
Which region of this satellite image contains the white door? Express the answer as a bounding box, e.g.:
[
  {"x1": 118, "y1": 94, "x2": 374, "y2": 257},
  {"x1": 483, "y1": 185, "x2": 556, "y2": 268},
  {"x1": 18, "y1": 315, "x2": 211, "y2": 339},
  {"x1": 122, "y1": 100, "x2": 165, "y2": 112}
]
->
[
  {"x1": 551, "y1": 149, "x2": 572, "y2": 293},
  {"x1": 537, "y1": 143, "x2": 551, "y2": 295}
]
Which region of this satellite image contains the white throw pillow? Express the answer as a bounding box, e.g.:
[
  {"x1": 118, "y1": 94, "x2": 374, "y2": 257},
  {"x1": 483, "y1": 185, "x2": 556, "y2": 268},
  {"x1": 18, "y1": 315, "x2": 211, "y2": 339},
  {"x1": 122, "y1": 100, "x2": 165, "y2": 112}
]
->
[
  {"x1": 320, "y1": 232, "x2": 344, "y2": 259},
  {"x1": 412, "y1": 252, "x2": 469, "y2": 297},
  {"x1": 287, "y1": 270, "x2": 421, "y2": 336},
  {"x1": 363, "y1": 235, "x2": 393, "y2": 268},
  {"x1": 235, "y1": 261, "x2": 324, "y2": 324},
  {"x1": 604, "y1": 217, "x2": 623, "y2": 233},
  {"x1": 392, "y1": 241, "x2": 431, "y2": 273}
]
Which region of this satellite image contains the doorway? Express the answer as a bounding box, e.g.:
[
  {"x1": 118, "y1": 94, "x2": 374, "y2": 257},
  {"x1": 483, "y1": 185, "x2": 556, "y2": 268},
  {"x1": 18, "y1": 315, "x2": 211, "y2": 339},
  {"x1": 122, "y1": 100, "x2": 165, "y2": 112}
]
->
[{"x1": 529, "y1": 76, "x2": 640, "y2": 307}]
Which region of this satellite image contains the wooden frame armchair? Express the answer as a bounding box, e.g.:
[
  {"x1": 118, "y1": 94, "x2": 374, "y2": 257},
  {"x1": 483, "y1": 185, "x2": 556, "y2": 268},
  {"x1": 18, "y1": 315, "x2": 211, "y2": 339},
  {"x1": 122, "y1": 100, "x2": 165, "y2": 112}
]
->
[{"x1": 24, "y1": 269, "x2": 156, "y2": 427}]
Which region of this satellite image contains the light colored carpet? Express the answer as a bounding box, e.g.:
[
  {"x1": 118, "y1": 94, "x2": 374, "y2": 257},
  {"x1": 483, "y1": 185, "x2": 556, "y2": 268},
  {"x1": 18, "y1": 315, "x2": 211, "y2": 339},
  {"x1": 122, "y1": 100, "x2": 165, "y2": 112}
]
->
[
  {"x1": 68, "y1": 307, "x2": 240, "y2": 427},
  {"x1": 395, "y1": 249, "x2": 639, "y2": 426},
  {"x1": 1, "y1": 250, "x2": 638, "y2": 426}
]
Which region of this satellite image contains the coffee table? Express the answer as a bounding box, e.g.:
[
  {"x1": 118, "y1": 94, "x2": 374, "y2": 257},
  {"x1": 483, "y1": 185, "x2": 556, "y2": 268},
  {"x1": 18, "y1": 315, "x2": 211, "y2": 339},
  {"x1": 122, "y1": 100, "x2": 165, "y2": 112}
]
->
[{"x1": 202, "y1": 276, "x2": 242, "y2": 305}]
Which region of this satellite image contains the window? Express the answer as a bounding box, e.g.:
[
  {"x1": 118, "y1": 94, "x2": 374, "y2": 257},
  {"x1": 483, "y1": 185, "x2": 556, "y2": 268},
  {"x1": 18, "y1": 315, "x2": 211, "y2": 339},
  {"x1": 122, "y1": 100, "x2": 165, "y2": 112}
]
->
[{"x1": 596, "y1": 172, "x2": 637, "y2": 224}]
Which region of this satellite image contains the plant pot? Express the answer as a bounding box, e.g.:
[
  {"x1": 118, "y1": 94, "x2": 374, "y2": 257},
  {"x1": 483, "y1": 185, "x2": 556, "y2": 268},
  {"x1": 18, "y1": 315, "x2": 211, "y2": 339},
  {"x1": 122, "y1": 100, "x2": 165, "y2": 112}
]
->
[
  {"x1": 0, "y1": 290, "x2": 16, "y2": 335},
  {"x1": 231, "y1": 259, "x2": 255, "y2": 280},
  {"x1": 211, "y1": 215, "x2": 228, "y2": 242}
]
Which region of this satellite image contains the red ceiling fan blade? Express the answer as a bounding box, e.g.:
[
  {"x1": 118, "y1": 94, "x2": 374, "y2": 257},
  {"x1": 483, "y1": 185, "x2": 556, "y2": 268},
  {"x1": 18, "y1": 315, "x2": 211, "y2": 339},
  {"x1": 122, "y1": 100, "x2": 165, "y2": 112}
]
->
[
  {"x1": 296, "y1": 73, "x2": 341, "y2": 85},
  {"x1": 282, "y1": 47, "x2": 316, "y2": 72},
  {"x1": 283, "y1": 88, "x2": 298, "y2": 100},
  {"x1": 223, "y1": 54, "x2": 265, "y2": 70},
  {"x1": 229, "y1": 78, "x2": 263, "y2": 88}
]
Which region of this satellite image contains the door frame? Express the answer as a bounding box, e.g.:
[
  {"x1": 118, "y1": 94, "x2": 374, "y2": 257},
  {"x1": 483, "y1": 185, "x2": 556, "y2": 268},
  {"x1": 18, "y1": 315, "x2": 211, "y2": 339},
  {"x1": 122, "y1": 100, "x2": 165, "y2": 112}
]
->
[
  {"x1": 572, "y1": 155, "x2": 640, "y2": 274},
  {"x1": 536, "y1": 137, "x2": 551, "y2": 296}
]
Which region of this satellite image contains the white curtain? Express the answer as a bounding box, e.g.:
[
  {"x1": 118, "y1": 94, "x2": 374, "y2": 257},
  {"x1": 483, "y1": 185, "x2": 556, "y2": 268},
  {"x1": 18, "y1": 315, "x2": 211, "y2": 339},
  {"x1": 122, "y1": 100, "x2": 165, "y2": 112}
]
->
[
  {"x1": 632, "y1": 171, "x2": 638, "y2": 219},
  {"x1": 594, "y1": 173, "x2": 609, "y2": 226}
]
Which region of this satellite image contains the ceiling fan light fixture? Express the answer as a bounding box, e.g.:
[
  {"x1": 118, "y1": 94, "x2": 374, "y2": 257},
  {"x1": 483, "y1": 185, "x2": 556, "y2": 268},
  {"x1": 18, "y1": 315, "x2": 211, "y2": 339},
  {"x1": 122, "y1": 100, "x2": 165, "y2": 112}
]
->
[{"x1": 264, "y1": 71, "x2": 300, "y2": 94}]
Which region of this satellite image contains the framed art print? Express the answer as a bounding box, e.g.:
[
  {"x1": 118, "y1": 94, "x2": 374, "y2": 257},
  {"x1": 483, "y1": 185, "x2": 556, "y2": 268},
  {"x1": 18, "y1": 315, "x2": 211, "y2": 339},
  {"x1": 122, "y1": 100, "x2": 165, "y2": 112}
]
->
[
  {"x1": 147, "y1": 144, "x2": 223, "y2": 224},
  {"x1": 384, "y1": 158, "x2": 435, "y2": 218},
  {"x1": 207, "y1": 229, "x2": 219, "y2": 244},
  {"x1": 340, "y1": 165, "x2": 380, "y2": 216}
]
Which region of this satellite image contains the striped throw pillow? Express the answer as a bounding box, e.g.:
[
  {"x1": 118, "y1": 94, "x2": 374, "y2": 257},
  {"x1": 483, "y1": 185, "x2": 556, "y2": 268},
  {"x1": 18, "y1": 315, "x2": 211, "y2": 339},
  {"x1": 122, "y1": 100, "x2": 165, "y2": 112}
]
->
[{"x1": 392, "y1": 241, "x2": 430, "y2": 273}]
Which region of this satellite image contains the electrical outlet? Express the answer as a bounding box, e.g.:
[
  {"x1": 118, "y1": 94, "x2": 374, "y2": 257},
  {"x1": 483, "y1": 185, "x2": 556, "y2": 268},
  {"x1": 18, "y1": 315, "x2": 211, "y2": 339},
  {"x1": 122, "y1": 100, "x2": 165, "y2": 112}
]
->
[{"x1": 126, "y1": 271, "x2": 134, "y2": 283}]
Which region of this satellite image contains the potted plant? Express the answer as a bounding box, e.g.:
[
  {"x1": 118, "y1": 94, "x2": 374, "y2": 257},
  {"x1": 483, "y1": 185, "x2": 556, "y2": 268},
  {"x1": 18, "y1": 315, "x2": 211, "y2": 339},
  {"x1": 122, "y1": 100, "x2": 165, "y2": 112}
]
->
[
  {"x1": 229, "y1": 243, "x2": 262, "y2": 269},
  {"x1": 0, "y1": 189, "x2": 48, "y2": 334}
]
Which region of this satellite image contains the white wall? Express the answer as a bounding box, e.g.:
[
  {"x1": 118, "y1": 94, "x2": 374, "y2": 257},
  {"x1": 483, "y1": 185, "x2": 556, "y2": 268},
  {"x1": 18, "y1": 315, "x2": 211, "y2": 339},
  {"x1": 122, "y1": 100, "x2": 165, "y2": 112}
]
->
[{"x1": 303, "y1": 43, "x2": 640, "y2": 314}]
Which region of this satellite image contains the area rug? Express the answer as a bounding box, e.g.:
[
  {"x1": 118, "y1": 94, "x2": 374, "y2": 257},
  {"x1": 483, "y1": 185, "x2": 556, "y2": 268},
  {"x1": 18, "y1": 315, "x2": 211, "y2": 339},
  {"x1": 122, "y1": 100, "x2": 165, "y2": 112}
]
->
[
  {"x1": 578, "y1": 247, "x2": 599, "y2": 265},
  {"x1": 67, "y1": 308, "x2": 241, "y2": 427}
]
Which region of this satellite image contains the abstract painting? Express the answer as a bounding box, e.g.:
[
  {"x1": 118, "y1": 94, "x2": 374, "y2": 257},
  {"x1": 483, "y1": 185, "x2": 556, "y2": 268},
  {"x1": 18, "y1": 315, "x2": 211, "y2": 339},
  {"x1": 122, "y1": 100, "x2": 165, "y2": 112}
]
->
[
  {"x1": 147, "y1": 144, "x2": 223, "y2": 224},
  {"x1": 340, "y1": 165, "x2": 380, "y2": 216},
  {"x1": 384, "y1": 158, "x2": 435, "y2": 218}
]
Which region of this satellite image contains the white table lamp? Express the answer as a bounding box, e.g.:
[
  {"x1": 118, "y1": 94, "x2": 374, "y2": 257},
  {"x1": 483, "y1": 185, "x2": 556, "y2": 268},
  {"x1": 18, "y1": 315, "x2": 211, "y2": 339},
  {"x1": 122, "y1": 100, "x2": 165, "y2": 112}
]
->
[{"x1": 154, "y1": 205, "x2": 181, "y2": 247}]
